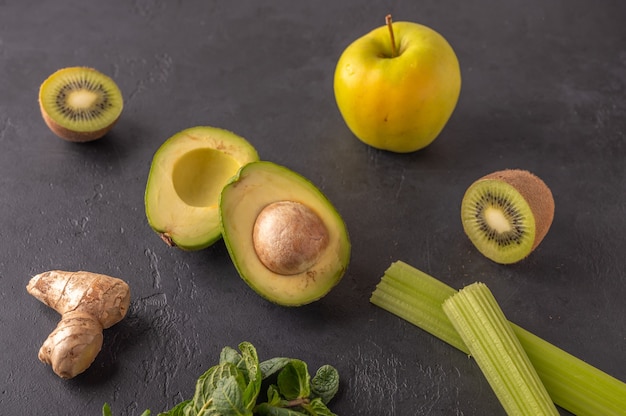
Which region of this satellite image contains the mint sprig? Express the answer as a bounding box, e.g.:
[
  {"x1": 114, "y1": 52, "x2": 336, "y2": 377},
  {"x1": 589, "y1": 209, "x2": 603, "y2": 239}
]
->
[{"x1": 103, "y1": 341, "x2": 340, "y2": 416}]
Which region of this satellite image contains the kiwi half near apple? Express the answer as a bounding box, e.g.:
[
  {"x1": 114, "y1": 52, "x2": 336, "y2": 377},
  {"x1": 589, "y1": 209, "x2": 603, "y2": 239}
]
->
[{"x1": 461, "y1": 169, "x2": 555, "y2": 264}]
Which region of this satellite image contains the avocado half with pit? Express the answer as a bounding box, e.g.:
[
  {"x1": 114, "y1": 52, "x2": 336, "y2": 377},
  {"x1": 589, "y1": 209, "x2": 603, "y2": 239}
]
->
[
  {"x1": 220, "y1": 161, "x2": 351, "y2": 306},
  {"x1": 145, "y1": 126, "x2": 259, "y2": 250}
]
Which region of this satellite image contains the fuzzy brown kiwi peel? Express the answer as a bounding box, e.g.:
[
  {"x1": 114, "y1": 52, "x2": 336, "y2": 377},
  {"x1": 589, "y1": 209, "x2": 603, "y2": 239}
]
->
[
  {"x1": 461, "y1": 169, "x2": 555, "y2": 264},
  {"x1": 38, "y1": 67, "x2": 123, "y2": 142}
]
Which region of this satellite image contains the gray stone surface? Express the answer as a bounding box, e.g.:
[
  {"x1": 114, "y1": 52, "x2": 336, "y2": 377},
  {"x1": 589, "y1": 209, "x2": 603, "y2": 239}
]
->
[{"x1": 1, "y1": 1, "x2": 625, "y2": 414}]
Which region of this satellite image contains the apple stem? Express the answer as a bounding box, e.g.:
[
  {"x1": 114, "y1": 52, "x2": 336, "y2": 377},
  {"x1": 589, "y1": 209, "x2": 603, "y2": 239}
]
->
[{"x1": 386, "y1": 14, "x2": 398, "y2": 58}]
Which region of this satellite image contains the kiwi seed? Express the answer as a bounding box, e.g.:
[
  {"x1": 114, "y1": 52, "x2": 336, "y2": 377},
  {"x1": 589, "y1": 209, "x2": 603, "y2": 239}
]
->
[
  {"x1": 38, "y1": 67, "x2": 123, "y2": 142},
  {"x1": 460, "y1": 169, "x2": 555, "y2": 264}
]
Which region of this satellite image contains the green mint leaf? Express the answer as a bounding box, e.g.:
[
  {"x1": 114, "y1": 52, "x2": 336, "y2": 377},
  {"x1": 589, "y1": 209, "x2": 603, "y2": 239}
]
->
[
  {"x1": 260, "y1": 357, "x2": 292, "y2": 379},
  {"x1": 156, "y1": 399, "x2": 190, "y2": 416},
  {"x1": 190, "y1": 362, "x2": 240, "y2": 413},
  {"x1": 252, "y1": 403, "x2": 274, "y2": 416},
  {"x1": 220, "y1": 346, "x2": 242, "y2": 366},
  {"x1": 237, "y1": 341, "x2": 262, "y2": 410},
  {"x1": 310, "y1": 365, "x2": 339, "y2": 404},
  {"x1": 103, "y1": 403, "x2": 152, "y2": 416},
  {"x1": 103, "y1": 343, "x2": 339, "y2": 416},
  {"x1": 254, "y1": 403, "x2": 308, "y2": 416},
  {"x1": 210, "y1": 375, "x2": 252, "y2": 416},
  {"x1": 266, "y1": 384, "x2": 283, "y2": 406},
  {"x1": 301, "y1": 398, "x2": 337, "y2": 416},
  {"x1": 237, "y1": 342, "x2": 260, "y2": 380},
  {"x1": 277, "y1": 360, "x2": 311, "y2": 400}
]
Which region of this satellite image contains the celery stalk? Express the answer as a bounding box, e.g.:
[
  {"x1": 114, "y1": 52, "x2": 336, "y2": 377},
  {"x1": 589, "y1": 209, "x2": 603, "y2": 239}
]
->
[
  {"x1": 369, "y1": 261, "x2": 466, "y2": 353},
  {"x1": 443, "y1": 282, "x2": 559, "y2": 415},
  {"x1": 510, "y1": 324, "x2": 626, "y2": 416},
  {"x1": 370, "y1": 261, "x2": 626, "y2": 416}
]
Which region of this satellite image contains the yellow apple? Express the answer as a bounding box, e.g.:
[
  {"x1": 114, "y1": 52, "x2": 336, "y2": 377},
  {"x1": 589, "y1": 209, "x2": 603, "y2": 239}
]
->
[{"x1": 334, "y1": 16, "x2": 461, "y2": 153}]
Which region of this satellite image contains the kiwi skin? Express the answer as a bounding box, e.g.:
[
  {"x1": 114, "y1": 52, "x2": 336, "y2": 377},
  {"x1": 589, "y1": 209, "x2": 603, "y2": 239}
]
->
[
  {"x1": 482, "y1": 169, "x2": 555, "y2": 253},
  {"x1": 38, "y1": 67, "x2": 123, "y2": 142},
  {"x1": 462, "y1": 169, "x2": 555, "y2": 264},
  {"x1": 40, "y1": 110, "x2": 118, "y2": 142}
]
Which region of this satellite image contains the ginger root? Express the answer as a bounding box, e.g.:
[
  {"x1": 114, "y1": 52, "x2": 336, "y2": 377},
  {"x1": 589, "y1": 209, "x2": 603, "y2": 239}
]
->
[{"x1": 27, "y1": 270, "x2": 130, "y2": 379}]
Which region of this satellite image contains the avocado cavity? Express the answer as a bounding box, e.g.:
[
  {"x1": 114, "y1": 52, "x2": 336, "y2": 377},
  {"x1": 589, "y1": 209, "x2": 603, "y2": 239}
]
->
[{"x1": 144, "y1": 126, "x2": 259, "y2": 250}]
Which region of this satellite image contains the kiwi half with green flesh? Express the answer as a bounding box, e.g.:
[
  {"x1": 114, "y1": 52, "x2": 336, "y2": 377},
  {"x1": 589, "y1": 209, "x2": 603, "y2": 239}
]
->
[
  {"x1": 461, "y1": 169, "x2": 555, "y2": 264},
  {"x1": 38, "y1": 67, "x2": 123, "y2": 142}
]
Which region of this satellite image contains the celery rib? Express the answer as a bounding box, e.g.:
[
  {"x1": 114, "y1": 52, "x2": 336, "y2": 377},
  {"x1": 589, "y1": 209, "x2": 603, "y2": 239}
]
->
[
  {"x1": 511, "y1": 324, "x2": 626, "y2": 416},
  {"x1": 443, "y1": 282, "x2": 559, "y2": 415},
  {"x1": 371, "y1": 275, "x2": 466, "y2": 352},
  {"x1": 370, "y1": 261, "x2": 626, "y2": 416}
]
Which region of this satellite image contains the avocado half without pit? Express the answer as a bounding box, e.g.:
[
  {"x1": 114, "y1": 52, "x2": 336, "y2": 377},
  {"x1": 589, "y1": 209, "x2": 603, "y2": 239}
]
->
[
  {"x1": 220, "y1": 161, "x2": 351, "y2": 306},
  {"x1": 144, "y1": 126, "x2": 259, "y2": 250}
]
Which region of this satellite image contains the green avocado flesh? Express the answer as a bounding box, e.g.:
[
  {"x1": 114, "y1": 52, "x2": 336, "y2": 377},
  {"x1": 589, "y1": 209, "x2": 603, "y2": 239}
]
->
[
  {"x1": 144, "y1": 126, "x2": 259, "y2": 250},
  {"x1": 220, "y1": 161, "x2": 351, "y2": 306}
]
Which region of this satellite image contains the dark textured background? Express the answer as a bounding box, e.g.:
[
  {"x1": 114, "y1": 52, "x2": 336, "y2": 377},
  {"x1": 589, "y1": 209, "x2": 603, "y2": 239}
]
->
[{"x1": 1, "y1": 1, "x2": 625, "y2": 415}]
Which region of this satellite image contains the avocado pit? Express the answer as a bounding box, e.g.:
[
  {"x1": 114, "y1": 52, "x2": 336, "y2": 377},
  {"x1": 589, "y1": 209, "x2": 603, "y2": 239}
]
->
[{"x1": 252, "y1": 201, "x2": 329, "y2": 275}]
